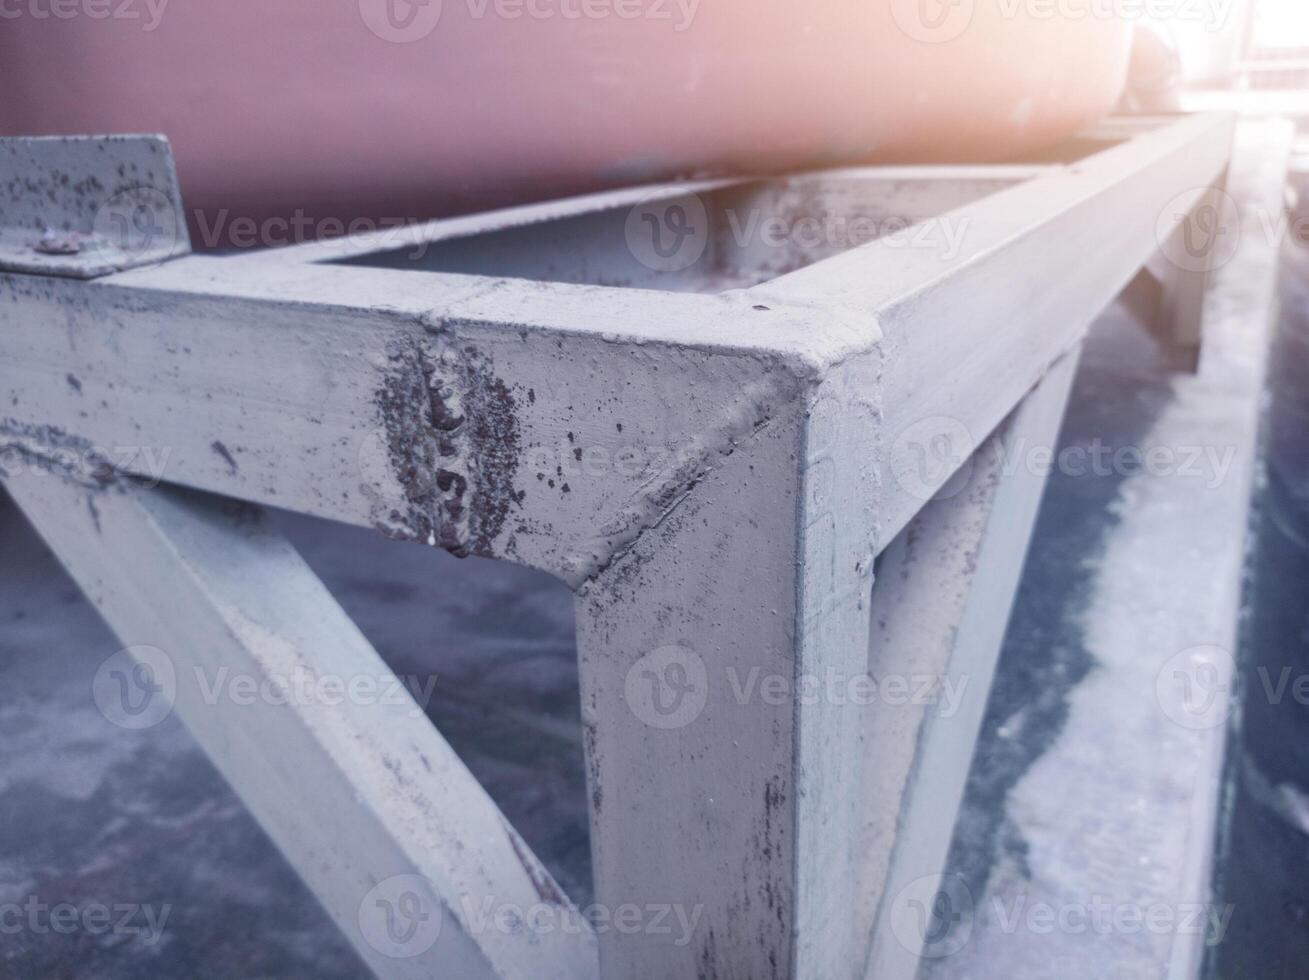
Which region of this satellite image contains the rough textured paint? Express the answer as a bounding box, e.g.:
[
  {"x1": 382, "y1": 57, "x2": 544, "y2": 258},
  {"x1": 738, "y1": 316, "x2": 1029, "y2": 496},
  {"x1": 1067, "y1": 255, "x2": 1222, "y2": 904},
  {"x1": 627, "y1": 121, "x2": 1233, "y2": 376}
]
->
[
  {"x1": 0, "y1": 136, "x2": 190, "y2": 278},
  {"x1": 0, "y1": 117, "x2": 1240, "y2": 980}
]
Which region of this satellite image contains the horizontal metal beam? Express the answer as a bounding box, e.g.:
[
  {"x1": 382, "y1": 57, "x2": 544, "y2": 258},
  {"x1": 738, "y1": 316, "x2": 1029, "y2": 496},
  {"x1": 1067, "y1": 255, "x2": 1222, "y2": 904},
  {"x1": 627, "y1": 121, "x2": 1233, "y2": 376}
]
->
[
  {"x1": 0, "y1": 114, "x2": 1235, "y2": 582},
  {"x1": 760, "y1": 111, "x2": 1235, "y2": 542}
]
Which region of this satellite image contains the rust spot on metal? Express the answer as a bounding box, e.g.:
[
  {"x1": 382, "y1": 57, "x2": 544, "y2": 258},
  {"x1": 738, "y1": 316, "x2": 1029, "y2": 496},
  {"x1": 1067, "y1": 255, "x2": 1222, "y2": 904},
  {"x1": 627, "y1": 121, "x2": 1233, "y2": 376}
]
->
[{"x1": 372, "y1": 330, "x2": 522, "y2": 559}]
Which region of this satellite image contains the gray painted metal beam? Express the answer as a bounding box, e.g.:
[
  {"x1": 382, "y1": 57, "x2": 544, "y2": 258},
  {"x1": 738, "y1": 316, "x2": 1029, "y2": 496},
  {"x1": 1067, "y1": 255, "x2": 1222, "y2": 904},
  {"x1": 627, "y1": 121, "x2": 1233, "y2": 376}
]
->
[
  {"x1": 0, "y1": 113, "x2": 1239, "y2": 979},
  {"x1": 861, "y1": 347, "x2": 1081, "y2": 979},
  {"x1": 0, "y1": 472, "x2": 596, "y2": 980}
]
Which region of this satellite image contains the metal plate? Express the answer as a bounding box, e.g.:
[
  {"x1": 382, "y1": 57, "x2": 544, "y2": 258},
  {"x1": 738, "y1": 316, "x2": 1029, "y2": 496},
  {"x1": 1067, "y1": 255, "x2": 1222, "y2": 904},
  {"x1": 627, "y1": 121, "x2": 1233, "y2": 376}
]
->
[{"x1": 0, "y1": 135, "x2": 190, "y2": 279}]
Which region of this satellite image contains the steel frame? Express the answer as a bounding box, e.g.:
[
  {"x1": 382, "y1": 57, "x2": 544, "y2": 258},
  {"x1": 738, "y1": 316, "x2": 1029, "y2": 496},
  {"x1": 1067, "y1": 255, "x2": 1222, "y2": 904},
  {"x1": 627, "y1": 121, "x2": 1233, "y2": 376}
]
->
[{"x1": 0, "y1": 112, "x2": 1235, "y2": 980}]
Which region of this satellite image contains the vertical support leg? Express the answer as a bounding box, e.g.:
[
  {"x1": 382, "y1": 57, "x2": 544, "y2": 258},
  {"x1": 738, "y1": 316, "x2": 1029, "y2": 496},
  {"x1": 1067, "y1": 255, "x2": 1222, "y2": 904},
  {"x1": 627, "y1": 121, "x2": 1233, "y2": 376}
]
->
[
  {"x1": 1159, "y1": 170, "x2": 1231, "y2": 366},
  {"x1": 858, "y1": 349, "x2": 1081, "y2": 978},
  {"x1": 575, "y1": 355, "x2": 881, "y2": 980}
]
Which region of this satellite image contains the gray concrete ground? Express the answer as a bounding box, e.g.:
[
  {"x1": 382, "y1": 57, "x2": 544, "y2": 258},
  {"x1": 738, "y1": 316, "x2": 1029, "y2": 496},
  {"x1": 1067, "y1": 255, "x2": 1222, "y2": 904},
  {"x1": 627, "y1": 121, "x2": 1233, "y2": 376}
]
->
[
  {"x1": 927, "y1": 127, "x2": 1293, "y2": 980},
  {"x1": 0, "y1": 244, "x2": 1302, "y2": 978},
  {"x1": 926, "y1": 296, "x2": 1250, "y2": 979},
  {"x1": 1206, "y1": 230, "x2": 1309, "y2": 980}
]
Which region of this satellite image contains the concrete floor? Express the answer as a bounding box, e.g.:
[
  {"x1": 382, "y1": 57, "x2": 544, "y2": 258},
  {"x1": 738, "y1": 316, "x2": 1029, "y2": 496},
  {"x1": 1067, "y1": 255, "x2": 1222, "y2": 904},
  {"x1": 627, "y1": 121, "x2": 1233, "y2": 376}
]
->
[
  {"x1": 1, "y1": 247, "x2": 1303, "y2": 978},
  {"x1": 1206, "y1": 233, "x2": 1309, "y2": 980},
  {"x1": 925, "y1": 127, "x2": 1294, "y2": 980}
]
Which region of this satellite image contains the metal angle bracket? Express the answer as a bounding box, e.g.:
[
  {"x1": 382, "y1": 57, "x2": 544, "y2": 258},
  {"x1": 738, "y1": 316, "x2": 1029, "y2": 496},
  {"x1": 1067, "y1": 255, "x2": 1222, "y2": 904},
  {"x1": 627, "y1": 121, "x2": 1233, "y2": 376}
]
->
[{"x1": 0, "y1": 135, "x2": 191, "y2": 279}]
